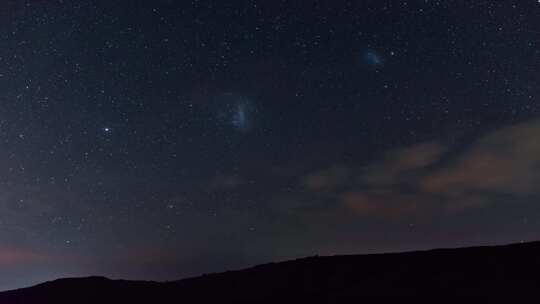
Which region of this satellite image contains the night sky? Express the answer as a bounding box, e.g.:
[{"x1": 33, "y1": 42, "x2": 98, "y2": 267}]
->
[{"x1": 1, "y1": 0, "x2": 540, "y2": 290}]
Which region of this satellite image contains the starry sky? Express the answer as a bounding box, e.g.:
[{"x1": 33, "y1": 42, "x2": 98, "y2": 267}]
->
[{"x1": 1, "y1": 0, "x2": 540, "y2": 290}]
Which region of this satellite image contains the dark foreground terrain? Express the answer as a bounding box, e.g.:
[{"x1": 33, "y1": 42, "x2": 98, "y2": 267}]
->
[{"x1": 2, "y1": 241, "x2": 540, "y2": 302}]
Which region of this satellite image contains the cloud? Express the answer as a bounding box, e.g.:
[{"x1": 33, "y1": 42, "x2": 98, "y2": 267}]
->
[
  {"x1": 421, "y1": 119, "x2": 540, "y2": 196},
  {"x1": 341, "y1": 189, "x2": 423, "y2": 217},
  {"x1": 0, "y1": 248, "x2": 45, "y2": 267},
  {"x1": 304, "y1": 165, "x2": 349, "y2": 191},
  {"x1": 209, "y1": 174, "x2": 246, "y2": 190},
  {"x1": 300, "y1": 118, "x2": 540, "y2": 217},
  {"x1": 359, "y1": 142, "x2": 446, "y2": 186}
]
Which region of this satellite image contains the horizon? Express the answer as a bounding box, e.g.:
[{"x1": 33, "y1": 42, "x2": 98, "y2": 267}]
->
[{"x1": 2, "y1": 239, "x2": 537, "y2": 292}]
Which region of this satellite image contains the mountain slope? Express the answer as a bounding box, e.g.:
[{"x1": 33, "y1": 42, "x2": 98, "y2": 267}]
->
[{"x1": 2, "y1": 241, "x2": 540, "y2": 302}]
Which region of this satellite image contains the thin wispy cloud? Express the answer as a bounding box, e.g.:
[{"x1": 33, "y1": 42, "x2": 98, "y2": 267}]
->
[{"x1": 297, "y1": 118, "x2": 540, "y2": 218}]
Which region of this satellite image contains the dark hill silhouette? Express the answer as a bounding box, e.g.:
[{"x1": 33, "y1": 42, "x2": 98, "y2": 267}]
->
[{"x1": 2, "y1": 241, "x2": 540, "y2": 302}]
